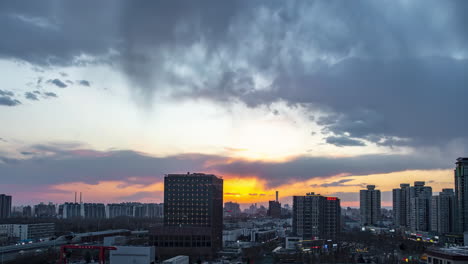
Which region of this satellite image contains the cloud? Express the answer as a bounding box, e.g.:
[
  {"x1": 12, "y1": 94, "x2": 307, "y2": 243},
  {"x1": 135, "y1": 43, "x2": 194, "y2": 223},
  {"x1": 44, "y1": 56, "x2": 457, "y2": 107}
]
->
[
  {"x1": 43, "y1": 92, "x2": 58, "y2": 98},
  {"x1": 0, "y1": 142, "x2": 455, "y2": 189},
  {"x1": 0, "y1": 96, "x2": 21, "y2": 106},
  {"x1": 25, "y1": 91, "x2": 39, "y2": 101},
  {"x1": 0, "y1": 90, "x2": 14, "y2": 97},
  {"x1": 0, "y1": 90, "x2": 20, "y2": 106},
  {"x1": 325, "y1": 136, "x2": 366, "y2": 147},
  {"x1": 210, "y1": 153, "x2": 451, "y2": 187},
  {"x1": 78, "y1": 80, "x2": 90, "y2": 86},
  {"x1": 311, "y1": 179, "x2": 366, "y2": 188},
  {"x1": 47, "y1": 79, "x2": 67, "y2": 88},
  {"x1": 118, "y1": 191, "x2": 162, "y2": 201},
  {"x1": 1, "y1": 1, "x2": 468, "y2": 148}
]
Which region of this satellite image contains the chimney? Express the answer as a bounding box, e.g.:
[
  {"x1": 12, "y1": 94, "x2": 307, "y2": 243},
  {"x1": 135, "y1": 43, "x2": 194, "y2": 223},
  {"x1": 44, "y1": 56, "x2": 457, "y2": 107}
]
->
[
  {"x1": 276, "y1": 191, "x2": 279, "y2": 202},
  {"x1": 74, "y1": 192, "x2": 77, "y2": 203},
  {"x1": 80, "y1": 192, "x2": 82, "y2": 204}
]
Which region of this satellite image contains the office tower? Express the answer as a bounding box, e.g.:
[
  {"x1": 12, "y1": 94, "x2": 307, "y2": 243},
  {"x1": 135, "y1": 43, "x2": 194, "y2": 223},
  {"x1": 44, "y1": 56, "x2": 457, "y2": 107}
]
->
[
  {"x1": 393, "y1": 184, "x2": 410, "y2": 227},
  {"x1": 360, "y1": 185, "x2": 381, "y2": 226},
  {"x1": 292, "y1": 192, "x2": 341, "y2": 240},
  {"x1": 224, "y1": 202, "x2": 241, "y2": 217},
  {"x1": 431, "y1": 189, "x2": 455, "y2": 234},
  {"x1": 153, "y1": 173, "x2": 223, "y2": 260},
  {"x1": 409, "y1": 181, "x2": 432, "y2": 231},
  {"x1": 455, "y1": 157, "x2": 468, "y2": 233},
  {"x1": 0, "y1": 194, "x2": 12, "y2": 219}
]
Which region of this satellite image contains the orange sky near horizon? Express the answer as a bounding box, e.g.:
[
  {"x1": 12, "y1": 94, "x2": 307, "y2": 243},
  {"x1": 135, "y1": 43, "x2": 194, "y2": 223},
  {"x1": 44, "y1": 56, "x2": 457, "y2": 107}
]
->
[{"x1": 46, "y1": 169, "x2": 455, "y2": 208}]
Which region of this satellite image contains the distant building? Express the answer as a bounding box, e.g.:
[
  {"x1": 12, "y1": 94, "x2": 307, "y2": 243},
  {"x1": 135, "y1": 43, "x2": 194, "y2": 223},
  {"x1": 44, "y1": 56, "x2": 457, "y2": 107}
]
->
[
  {"x1": 455, "y1": 157, "x2": 468, "y2": 233},
  {"x1": 393, "y1": 182, "x2": 432, "y2": 231},
  {"x1": 431, "y1": 189, "x2": 456, "y2": 234},
  {"x1": 393, "y1": 183, "x2": 410, "y2": 227},
  {"x1": 152, "y1": 173, "x2": 223, "y2": 260},
  {"x1": 81, "y1": 203, "x2": 106, "y2": 219},
  {"x1": 360, "y1": 185, "x2": 381, "y2": 226},
  {"x1": 292, "y1": 192, "x2": 341, "y2": 240},
  {"x1": 61, "y1": 203, "x2": 81, "y2": 219},
  {"x1": 268, "y1": 201, "x2": 281, "y2": 218},
  {"x1": 22, "y1": 206, "x2": 32, "y2": 218},
  {"x1": 0, "y1": 194, "x2": 12, "y2": 219},
  {"x1": 34, "y1": 202, "x2": 56, "y2": 218},
  {"x1": 2, "y1": 223, "x2": 55, "y2": 240},
  {"x1": 409, "y1": 181, "x2": 432, "y2": 231},
  {"x1": 224, "y1": 202, "x2": 241, "y2": 217},
  {"x1": 106, "y1": 203, "x2": 163, "y2": 218}
]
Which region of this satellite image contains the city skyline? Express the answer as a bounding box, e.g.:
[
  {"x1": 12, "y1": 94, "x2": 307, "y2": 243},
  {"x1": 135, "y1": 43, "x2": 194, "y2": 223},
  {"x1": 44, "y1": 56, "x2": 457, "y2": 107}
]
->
[{"x1": 1, "y1": 1, "x2": 467, "y2": 206}]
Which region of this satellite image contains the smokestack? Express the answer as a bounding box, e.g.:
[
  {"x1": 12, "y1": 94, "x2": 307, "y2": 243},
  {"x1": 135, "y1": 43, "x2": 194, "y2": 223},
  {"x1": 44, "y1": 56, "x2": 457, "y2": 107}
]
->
[
  {"x1": 80, "y1": 192, "x2": 82, "y2": 204},
  {"x1": 276, "y1": 191, "x2": 279, "y2": 202},
  {"x1": 74, "y1": 192, "x2": 77, "y2": 203}
]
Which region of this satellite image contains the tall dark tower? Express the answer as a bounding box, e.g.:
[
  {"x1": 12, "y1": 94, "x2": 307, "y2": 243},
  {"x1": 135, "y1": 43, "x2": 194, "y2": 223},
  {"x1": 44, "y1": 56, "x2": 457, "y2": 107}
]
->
[
  {"x1": 153, "y1": 173, "x2": 223, "y2": 260},
  {"x1": 360, "y1": 185, "x2": 381, "y2": 226},
  {"x1": 455, "y1": 157, "x2": 468, "y2": 233}
]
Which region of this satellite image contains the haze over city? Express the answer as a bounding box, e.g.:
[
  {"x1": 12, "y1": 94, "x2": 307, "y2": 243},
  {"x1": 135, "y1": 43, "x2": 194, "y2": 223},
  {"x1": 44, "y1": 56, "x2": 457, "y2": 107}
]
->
[{"x1": 1, "y1": 1, "x2": 467, "y2": 207}]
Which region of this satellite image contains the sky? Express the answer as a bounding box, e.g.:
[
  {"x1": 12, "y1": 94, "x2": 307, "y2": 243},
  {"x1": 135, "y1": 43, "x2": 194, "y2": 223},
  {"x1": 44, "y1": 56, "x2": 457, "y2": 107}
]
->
[{"x1": 0, "y1": 0, "x2": 467, "y2": 207}]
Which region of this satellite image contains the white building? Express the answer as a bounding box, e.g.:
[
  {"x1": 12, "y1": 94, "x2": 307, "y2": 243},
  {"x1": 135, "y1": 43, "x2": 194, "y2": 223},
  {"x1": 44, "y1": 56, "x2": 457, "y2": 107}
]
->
[{"x1": 0, "y1": 223, "x2": 55, "y2": 240}]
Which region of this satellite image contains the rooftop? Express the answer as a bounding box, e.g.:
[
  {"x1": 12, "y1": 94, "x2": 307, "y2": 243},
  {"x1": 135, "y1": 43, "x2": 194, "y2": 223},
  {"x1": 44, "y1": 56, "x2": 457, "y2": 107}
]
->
[{"x1": 427, "y1": 246, "x2": 468, "y2": 258}]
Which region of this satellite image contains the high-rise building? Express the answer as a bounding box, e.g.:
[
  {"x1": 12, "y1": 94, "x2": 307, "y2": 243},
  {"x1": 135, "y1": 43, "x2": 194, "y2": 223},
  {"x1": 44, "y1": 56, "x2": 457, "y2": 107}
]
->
[
  {"x1": 81, "y1": 203, "x2": 106, "y2": 219},
  {"x1": 61, "y1": 203, "x2": 81, "y2": 219},
  {"x1": 360, "y1": 185, "x2": 381, "y2": 226},
  {"x1": 431, "y1": 189, "x2": 456, "y2": 234},
  {"x1": 34, "y1": 202, "x2": 56, "y2": 218},
  {"x1": 224, "y1": 202, "x2": 241, "y2": 217},
  {"x1": 0, "y1": 194, "x2": 12, "y2": 219},
  {"x1": 409, "y1": 181, "x2": 432, "y2": 231},
  {"x1": 292, "y1": 192, "x2": 341, "y2": 240},
  {"x1": 455, "y1": 157, "x2": 468, "y2": 233},
  {"x1": 393, "y1": 184, "x2": 410, "y2": 227},
  {"x1": 152, "y1": 173, "x2": 223, "y2": 260},
  {"x1": 22, "y1": 206, "x2": 32, "y2": 218}
]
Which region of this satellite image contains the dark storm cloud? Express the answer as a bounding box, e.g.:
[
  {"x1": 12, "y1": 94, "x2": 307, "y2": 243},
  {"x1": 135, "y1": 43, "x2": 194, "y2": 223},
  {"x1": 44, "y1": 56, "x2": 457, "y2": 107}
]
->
[
  {"x1": 0, "y1": 143, "x2": 453, "y2": 188},
  {"x1": 47, "y1": 79, "x2": 67, "y2": 88},
  {"x1": 0, "y1": 96, "x2": 21, "y2": 106},
  {"x1": 210, "y1": 154, "x2": 450, "y2": 187},
  {"x1": 0, "y1": 145, "x2": 219, "y2": 185},
  {"x1": 1, "y1": 1, "x2": 468, "y2": 147},
  {"x1": 325, "y1": 136, "x2": 366, "y2": 147},
  {"x1": 24, "y1": 91, "x2": 39, "y2": 101}
]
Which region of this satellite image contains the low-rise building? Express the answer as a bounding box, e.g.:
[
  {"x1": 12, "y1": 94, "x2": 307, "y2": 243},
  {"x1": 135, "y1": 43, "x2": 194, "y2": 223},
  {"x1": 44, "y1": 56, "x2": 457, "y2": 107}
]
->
[
  {"x1": 109, "y1": 246, "x2": 155, "y2": 264},
  {"x1": 426, "y1": 246, "x2": 468, "y2": 264},
  {"x1": 2, "y1": 223, "x2": 55, "y2": 240}
]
